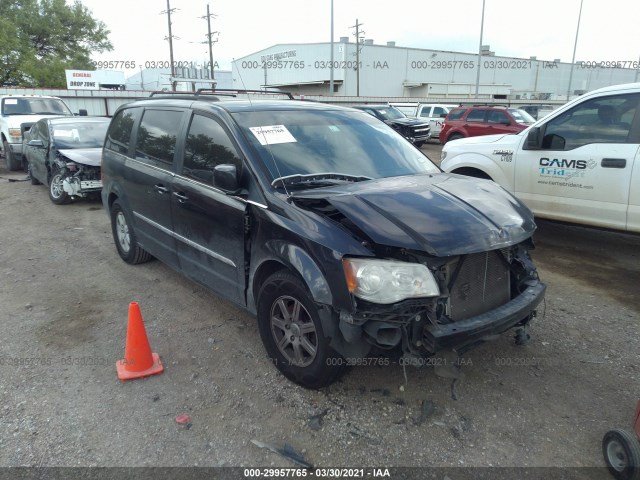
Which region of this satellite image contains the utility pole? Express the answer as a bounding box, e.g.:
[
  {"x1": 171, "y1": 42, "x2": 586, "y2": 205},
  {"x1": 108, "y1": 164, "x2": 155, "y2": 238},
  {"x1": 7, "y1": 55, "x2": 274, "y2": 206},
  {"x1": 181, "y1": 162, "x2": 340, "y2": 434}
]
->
[
  {"x1": 329, "y1": 0, "x2": 334, "y2": 96},
  {"x1": 474, "y1": 0, "x2": 486, "y2": 99},
  {"x1": 161, "y1": 0, "x2": 179, "y2": 91},
  {"x1": 201, "y1": 4, "x2": 219, "y2": 81},
  {"x1": 567, "y1": 0, "x2": 584, "y2": 101},
  {"x1": 350, "y1": 19, "x2": 364, "y2": 96}
]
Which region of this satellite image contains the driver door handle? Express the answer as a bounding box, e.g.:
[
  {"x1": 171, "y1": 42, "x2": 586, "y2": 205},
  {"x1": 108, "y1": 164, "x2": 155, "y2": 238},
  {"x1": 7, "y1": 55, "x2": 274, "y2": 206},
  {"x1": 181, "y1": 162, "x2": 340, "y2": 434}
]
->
[
  {"x1": 154, "y1": 184, "x2": 169, "y2": 194},
  {"x1": 172, "y1": 192, "x2": 189, "y2": 203}
]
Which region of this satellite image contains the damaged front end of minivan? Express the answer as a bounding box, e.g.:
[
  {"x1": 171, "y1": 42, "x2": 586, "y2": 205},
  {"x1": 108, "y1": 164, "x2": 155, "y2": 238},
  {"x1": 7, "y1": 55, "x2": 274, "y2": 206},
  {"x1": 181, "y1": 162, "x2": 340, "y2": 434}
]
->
[{"x1": 290, "y1": 173, "x2": 546, "y2": 364}]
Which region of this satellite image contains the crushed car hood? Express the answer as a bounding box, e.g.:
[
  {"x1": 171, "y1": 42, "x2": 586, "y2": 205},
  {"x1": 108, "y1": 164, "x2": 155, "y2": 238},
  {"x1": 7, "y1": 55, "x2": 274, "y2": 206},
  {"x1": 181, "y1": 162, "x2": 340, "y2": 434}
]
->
[
  {"x1": 292, "y1": 174, "x2": 536, "y2": 256},
  {"x1": 58, "y1": 148, "x2": 102, "y2": 166}
]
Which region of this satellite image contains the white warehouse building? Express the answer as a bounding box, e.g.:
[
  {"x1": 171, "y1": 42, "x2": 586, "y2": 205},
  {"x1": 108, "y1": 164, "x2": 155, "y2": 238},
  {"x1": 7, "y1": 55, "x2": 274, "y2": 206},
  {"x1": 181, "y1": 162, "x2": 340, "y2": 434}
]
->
[{"x1": 233, "y1": 39, "x2": 640, "y2": 100}]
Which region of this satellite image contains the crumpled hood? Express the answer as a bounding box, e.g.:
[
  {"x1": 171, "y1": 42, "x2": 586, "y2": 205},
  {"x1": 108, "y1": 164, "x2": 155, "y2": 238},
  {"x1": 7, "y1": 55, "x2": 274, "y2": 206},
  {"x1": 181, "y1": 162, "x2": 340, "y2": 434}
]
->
[
  {"x1": 58, "y1": 148, "x2": 102, "y2": 167},
  {"x1": 292, "y1": 173, "x2": 536, "y2": 256}
]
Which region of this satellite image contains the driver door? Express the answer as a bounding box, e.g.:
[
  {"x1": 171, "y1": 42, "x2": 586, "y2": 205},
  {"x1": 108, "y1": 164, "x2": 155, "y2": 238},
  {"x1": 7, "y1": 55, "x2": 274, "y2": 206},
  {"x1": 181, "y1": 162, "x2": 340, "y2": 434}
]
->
[
  {"x1": 171, "y1": 113, "x2": 247, "y2": 306},
  {"x1": 515, "y1": 93, "x2": 640, "y2": 230}
]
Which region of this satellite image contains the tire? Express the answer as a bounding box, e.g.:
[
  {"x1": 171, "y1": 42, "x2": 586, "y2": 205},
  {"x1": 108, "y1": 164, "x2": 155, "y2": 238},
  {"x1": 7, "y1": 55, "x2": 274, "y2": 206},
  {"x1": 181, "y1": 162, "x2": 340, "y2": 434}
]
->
[
  {"x1": 602, "y1": 429, "x2": 640, "y2": 480},
  {"x1": 257, "y1": 271, "x2": 346, "y2": 389},
  {"x1": 414, "y1": 141, "x2": 425, "y2": 148},
  {"x1": 447, "y1": 133, "x2": 464, "y2": 143},
  {"x1": 3, "y1": 140, "x2": 22, "y2": 171},
  {"x1": 27, "y1": 162, "x2": 41, "y2": 185},
  {"x1": 48, "y1": 167, "x2": 70, "y2": 205},
  {"x1": 110, "y1": 199, "x2": 152, "y2": 265}
]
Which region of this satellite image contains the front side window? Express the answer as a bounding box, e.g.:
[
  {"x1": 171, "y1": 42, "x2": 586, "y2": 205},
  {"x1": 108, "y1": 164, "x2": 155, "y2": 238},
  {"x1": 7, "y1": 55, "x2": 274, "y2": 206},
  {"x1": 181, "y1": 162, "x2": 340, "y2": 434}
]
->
[
  {"x1": 183, "y1": 114, "x2": 241, "y2": 183},
  {"x1": 542, "y1": 94, "x2": 640, "y2": 150},
  {"x1": 135, "y1": 109, "x2": 183, "y2": 165},
  {"x1": 106, "y1": 108, "x2": 140, "y2": 155},
  {"x1": 446, "y1": 108, "x2": 466, "y2": 121}
]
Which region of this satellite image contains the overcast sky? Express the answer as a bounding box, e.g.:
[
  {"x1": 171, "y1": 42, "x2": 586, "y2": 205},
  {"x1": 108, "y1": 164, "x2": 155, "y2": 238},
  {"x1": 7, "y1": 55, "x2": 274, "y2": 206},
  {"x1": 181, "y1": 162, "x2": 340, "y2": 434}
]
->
[{"x1": 79, "y1": 0, "x2": 640, "y2": 72}]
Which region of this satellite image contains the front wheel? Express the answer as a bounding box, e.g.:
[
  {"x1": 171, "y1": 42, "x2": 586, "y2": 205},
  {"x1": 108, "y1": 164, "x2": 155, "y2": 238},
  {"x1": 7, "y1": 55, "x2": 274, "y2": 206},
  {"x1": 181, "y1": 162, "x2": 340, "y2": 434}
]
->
[
  {"x1": 3, "y1": 140, "x2": 22, "y2": 171},
  {"x1": 110, "y1": 199, "x2": 152, "y2": 265},
  {"x1": 602, "y1": 429, "x2": 640, "y2": 480},
  {"x1": 48, "y1": 168, "x2": 70, "y2": 204},
  {"x1": 447, "y1": 133, "x2": 464, "y2": 143},
  {"x1": 257, "y1": 271, "x2": 345, "y2": 389}
]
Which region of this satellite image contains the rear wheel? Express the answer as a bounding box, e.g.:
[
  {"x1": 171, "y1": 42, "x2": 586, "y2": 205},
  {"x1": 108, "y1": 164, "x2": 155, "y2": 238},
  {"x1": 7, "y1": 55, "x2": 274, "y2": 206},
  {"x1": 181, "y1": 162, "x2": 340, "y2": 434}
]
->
[
  {"x1": 447, "y1": 133, "x2": 464, "y2": 143},
  {"x1": 3, "y1": 140, "x2": 22, "y2": 171},
  {"x1": 48, "y1": 168, "x2": 70, "y2": 204},
  {"x1": 110, "y1": 199, "x2": 152, "y2": 264},
  {"x1": 257, "y1": 271, "x2": 345, "y2": 389}
]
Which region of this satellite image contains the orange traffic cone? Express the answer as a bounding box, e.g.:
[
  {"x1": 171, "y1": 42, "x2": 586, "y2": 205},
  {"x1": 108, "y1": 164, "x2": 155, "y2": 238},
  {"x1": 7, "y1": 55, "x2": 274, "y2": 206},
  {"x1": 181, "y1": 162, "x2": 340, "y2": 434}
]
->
[{"x1": 116, "y1": 302, "x2": 164, "y2": 381}]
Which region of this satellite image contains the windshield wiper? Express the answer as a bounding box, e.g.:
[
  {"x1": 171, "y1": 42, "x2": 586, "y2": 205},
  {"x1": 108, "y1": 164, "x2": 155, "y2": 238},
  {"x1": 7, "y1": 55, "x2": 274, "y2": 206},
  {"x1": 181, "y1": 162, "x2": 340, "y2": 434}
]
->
[{"x1": 271, "y1": 173, "x2": 372, "y2": 189}]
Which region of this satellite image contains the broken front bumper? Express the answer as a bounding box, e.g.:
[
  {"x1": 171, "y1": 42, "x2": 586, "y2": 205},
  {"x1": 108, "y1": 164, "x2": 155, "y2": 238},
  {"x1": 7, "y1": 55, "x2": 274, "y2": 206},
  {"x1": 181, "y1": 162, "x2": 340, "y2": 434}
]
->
[{"x1": 423, "y1": 282, "x2": 546, "y2": 352}]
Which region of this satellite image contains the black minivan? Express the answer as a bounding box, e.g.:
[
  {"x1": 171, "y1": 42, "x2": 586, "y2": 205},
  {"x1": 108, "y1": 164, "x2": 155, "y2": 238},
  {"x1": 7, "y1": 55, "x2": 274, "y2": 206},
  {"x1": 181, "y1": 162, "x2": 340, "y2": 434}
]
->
[{"x1": 101, "y1": 91, "x2": 545, "y2": 388}]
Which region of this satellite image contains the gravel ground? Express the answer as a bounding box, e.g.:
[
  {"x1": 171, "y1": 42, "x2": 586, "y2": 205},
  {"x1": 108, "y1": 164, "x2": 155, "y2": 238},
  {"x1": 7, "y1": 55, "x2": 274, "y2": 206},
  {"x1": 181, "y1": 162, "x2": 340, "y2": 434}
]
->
[{"x1": 0, "y1": 151, "x2": 638, "y2": 478}]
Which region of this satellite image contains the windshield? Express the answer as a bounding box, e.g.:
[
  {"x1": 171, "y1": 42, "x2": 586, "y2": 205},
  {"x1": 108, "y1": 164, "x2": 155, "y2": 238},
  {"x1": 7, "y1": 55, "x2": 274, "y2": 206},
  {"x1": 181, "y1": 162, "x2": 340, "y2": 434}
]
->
[
  {"x1": 374, "y1": 106, "x2": 405, "y2": 120},
  {"x1": 234, "y1": 109, "x2": 439, "y2": 183},
  {"x1": 508, "y1": 108, "x2": 536, "y2": 124},
  {"x1": 2, "y1": 97, "x2": 72, "y2": 116},
  {"x1": 52, "y1": 120, "x2": 110, "y2": 149}
]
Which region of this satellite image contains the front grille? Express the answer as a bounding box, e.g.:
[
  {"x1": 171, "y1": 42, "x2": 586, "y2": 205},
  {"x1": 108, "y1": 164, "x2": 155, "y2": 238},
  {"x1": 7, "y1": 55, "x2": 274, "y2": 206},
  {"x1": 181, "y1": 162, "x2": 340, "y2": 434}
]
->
[{"x1": 448, "y1": 250, "x2": 510, "y2": 321}]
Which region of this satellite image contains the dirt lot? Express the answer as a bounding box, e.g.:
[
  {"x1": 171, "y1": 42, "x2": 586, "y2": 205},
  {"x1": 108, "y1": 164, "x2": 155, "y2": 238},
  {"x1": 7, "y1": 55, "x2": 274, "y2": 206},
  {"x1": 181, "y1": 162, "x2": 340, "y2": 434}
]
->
[{"x1": 0, "y1": 148, "x2": 638, "y2": 478}]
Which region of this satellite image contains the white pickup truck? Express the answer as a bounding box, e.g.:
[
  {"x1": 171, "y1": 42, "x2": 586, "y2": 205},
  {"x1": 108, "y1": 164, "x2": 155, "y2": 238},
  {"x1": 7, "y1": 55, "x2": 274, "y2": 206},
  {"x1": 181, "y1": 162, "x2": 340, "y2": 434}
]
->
[
  {"x1": 440, "y1": 82, "x2": 640, "y2": 233},
  {"x1": 1, "y1": 95, "x2": 75, "y2": 171},
  {"x1": 389, "y1": 103, "x2": 458, "y2": 141}
]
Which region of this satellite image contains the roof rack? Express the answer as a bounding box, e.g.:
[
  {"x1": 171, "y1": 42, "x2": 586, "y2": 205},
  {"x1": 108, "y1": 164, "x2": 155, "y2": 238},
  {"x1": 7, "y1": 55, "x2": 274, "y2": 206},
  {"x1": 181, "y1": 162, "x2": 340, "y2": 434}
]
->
[
  {"x1": 471, "y1": 104, "x2": 508, "y2": 107},
  {"x1": 148, "y1": 88, "x2": 294, "y2": 100}
]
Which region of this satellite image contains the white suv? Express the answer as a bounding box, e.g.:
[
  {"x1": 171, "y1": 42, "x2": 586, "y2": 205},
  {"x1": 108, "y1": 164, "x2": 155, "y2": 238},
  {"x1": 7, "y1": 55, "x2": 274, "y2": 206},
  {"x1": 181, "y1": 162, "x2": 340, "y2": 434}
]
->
[
  {"x1": 440, "y1": 82, "x2": 640, "y2": 232},
  {"x1": 1, "y1": 95, "x2": 74, "y2": 170}
]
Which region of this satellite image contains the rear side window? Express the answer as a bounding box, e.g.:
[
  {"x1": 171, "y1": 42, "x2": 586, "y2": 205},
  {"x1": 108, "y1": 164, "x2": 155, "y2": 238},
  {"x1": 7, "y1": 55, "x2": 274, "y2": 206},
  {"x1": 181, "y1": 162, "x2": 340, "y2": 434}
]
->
[
  {"x1": 466, "y1": 109, "x2": 486, "y2": 122},
  {"x1": 446, "y1": 108, "x2": 466, "y2": 121},
  {"x1": 135, "y1": 109, "x2": 183, "y2": 165},
  {"x1": 487, "y1": 111, "x2": 509, "y2": 124},
  {"x1": 106, "y1": 108, "x2": 140, "y2": 155},
  {"x1": 182, "y1": 114, "x2": 242, "y2": 183}
]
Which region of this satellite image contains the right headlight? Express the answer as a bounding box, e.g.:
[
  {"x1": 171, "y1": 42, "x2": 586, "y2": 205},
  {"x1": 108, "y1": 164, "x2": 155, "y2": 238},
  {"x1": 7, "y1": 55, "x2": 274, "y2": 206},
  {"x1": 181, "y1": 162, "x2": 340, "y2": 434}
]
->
[{"x1": 342, "y1": 258, "x2": 440, "y2": 304}]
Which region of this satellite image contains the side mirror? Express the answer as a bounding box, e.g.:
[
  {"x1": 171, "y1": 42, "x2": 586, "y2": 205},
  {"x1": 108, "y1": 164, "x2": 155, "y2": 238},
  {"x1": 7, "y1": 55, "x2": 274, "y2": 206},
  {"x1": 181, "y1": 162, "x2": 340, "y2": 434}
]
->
[
  {"x1": 78, "y1": 109, "x2": 88, "y2": 116},
  {"x1": 27, "y1": 139, "x2": 45, "y2": 148},
  {"x1": 214, "y1": 164, "x2": 239, "y2": 192}
]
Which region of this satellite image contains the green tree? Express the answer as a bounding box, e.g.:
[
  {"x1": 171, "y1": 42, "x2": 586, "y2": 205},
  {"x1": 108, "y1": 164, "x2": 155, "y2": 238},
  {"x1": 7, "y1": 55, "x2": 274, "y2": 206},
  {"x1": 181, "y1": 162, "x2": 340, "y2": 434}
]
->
[{"x1": 0, "y1": 0, "x2": 112, "y2": 87}]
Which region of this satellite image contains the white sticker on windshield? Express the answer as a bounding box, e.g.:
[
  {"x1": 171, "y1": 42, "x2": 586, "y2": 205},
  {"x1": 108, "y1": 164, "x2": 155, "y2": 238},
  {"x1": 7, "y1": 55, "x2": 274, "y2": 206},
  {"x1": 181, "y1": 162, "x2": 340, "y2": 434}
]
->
[
  {"x1": 328, "y1": 125, "x2": 340, "y2": 132},
  {"x1": 249, "y1": 125, "x2": 297, "y2": 145},
  {"x1": 4, "y1": 99, "x2": 18, "y2": 104}
]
